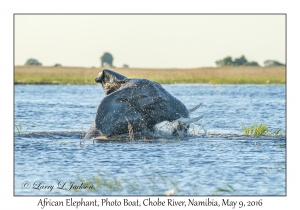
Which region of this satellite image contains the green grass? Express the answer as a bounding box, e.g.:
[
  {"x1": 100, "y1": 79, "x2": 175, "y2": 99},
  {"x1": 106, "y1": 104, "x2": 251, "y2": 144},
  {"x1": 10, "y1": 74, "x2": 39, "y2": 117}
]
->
[
  {"x1": 72, "y1": 172, "x2": 242, "y2": 195},
  {"x1": 14, "y1": 122, "x2": 34, "y2": 135},
  {"x1": 14, "y1": 66, "x2": 286, "y2": 85},
  {"x1": 76, "y1": 172, "x2": 180, "y2": 195},
  {"x1": 177, "y1": 136, "x2": 182, "y2": 143},
  {"x1": 277, "y1": 143, "x2": 285, "y2": 148},
  {"x1": 242, "y1": 123, "x2": 285, "y2": 136},
  {"x1": 213, "y1": 184, "x2": 237, "y2": 196}
]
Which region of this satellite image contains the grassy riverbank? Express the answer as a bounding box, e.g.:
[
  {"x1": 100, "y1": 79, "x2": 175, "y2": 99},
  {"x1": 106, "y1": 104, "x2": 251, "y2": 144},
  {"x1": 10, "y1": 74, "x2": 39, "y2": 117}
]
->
[{"x1": 14, "y1": 66, "x2": 286, "y2": 85}]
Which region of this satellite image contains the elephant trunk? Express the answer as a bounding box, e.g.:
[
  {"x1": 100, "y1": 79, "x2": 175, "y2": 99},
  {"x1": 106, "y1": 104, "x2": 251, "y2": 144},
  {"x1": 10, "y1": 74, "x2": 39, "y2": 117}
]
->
[{"x1": 95, "y1": 77, "x2": 102, "y2": 83}]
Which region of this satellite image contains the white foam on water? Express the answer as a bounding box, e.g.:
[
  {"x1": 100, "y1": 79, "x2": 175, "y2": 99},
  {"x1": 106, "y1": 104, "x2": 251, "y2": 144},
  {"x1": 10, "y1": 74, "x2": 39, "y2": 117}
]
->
[{"x1": 154, "y1": 116, "x2": 205, "y2": 138}]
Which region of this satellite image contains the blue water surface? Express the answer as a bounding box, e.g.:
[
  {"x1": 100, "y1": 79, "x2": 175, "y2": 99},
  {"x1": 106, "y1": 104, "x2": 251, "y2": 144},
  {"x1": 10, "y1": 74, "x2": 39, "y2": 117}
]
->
[{"x1": 14, "y1": 84, "x2": 286, "y2": 195}]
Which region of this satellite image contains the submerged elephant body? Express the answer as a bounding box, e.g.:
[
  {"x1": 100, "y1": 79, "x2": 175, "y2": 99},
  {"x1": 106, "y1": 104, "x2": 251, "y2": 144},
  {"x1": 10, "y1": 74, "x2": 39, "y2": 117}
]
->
[{"x1": 85, "y1": 70, "x2": 189, "y2": 138}]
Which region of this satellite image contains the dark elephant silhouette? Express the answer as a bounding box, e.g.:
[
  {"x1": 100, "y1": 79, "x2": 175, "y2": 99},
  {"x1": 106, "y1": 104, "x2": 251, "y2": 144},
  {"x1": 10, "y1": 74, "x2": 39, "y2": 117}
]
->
[{"x1": 100, "y1": 52, "x2": 113, "y2": 67}]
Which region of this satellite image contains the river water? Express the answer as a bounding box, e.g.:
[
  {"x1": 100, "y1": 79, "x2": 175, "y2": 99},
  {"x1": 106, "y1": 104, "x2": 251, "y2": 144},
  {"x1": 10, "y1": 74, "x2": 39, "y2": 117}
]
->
[{"x1": 14, "y1": 84, "x2": 286, "y2": 195}]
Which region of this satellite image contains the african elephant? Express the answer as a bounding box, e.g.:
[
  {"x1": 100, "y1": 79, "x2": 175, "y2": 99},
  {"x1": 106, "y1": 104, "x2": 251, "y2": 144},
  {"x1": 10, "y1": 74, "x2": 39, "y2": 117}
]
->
[{"x1": 100, "y1": 53, "x2": 113, "y2": 67}]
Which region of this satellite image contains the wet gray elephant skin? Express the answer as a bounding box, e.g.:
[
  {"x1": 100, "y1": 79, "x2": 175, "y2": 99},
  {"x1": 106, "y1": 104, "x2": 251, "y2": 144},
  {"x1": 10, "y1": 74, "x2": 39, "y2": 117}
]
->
[{"x1": 85, "y1": 69, "x2": 189, "y2": 138}]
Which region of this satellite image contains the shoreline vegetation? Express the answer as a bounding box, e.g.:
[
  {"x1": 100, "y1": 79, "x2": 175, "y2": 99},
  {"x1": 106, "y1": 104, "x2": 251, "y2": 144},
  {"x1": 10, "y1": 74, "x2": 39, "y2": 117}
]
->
[{"x1": 14, "y1": 66, "x2": 286, "y2": 85}]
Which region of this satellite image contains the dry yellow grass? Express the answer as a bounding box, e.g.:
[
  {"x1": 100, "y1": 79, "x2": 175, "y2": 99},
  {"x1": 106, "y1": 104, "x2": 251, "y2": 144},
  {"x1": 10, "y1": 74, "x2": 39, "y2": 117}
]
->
[{"x1": 14, "y1": 66, "x2": 286, "y2": 84}]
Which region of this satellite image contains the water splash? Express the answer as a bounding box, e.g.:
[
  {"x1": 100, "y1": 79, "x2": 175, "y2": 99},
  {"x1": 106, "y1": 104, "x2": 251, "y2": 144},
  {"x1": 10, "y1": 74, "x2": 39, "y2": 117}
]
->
[{"x1": 153, "y1": 116, "x2": 205, "y2": 138}]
